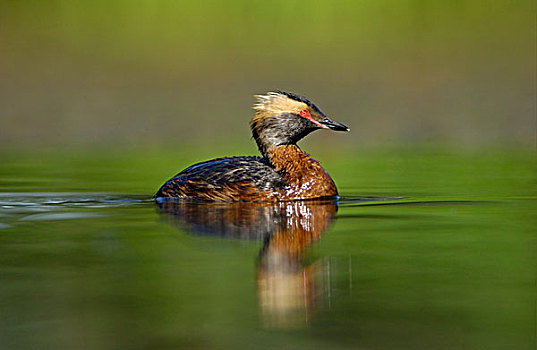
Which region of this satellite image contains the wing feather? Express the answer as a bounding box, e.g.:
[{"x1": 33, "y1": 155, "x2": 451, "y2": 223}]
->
[{"x1": 155, "y1": 156, "x2": 284, "y2": 200}]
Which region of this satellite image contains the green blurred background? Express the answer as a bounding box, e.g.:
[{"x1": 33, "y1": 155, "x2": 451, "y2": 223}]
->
[
  {"x1": 1, "y1": 0, "x2": 535, "y2": 150},
  {"x1": 0, "y1": 4, "x2": 535, "y2": 348}
]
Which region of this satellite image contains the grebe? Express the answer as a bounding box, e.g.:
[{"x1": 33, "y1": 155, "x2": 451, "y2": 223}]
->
[{"x1": 155, "y1": 91, "x2": 349, "y2": 201}]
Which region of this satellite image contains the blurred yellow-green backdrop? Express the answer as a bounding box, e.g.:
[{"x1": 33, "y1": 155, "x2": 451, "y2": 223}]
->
[
  {"x1": 1, "y1": 4, "x2": 536, "y2": 349},
  {"x1": 1, "y1": 0, "x2": 535, "y2": 150}
]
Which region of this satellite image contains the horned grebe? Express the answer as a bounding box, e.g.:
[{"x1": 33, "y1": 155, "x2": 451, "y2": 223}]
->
[{"x1": 155, "y1": 91, "x2": 349, "y2": 201}]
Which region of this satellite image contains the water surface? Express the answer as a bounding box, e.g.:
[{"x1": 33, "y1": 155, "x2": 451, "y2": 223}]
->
[{"x1": 0, "y1": 148, "x2": 535, "y2": 349}]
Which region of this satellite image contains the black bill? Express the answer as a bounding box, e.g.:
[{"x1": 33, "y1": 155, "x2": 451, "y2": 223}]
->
[{"x1": 319, "y1": 117, "x2": 350, "y2": 132}]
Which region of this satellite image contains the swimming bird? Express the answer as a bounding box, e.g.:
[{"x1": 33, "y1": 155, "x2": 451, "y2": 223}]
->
[{"x1": 155, "y1": 91, "x2": 349, "y2": 201}]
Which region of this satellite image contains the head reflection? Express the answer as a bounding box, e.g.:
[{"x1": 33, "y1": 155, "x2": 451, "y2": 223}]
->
[{"x1": 157, "y1": 199, "x2": 337, "y2": 328}]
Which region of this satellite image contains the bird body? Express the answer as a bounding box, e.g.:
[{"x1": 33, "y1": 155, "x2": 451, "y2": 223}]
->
[{"x1": 155, "y1": 91, "x2": 349, "y2": 202}]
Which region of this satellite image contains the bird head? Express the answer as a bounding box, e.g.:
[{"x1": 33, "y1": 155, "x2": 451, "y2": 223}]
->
[{"x1": 250, "y1": 91, "x2": 349, "y2": 156}]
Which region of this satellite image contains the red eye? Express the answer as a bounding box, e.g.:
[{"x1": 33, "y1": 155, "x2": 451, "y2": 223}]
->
[{"x1": 299, "y1": 110, "x2": 310, "y2": 117}]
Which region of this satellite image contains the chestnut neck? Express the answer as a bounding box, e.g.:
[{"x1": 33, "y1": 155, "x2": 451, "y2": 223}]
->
[{"x1": 266, "y1": 144, "x2": 310, "y2": 173}]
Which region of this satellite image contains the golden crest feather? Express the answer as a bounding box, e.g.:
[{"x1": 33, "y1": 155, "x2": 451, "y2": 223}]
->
[{"x1": 253, "y1": 92, "x2": 308, "y2": 114}]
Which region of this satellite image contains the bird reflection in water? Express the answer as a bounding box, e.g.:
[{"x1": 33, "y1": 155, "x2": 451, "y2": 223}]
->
[{"x1": 157, "y1": 199, "x2": 338, "y2": 327}]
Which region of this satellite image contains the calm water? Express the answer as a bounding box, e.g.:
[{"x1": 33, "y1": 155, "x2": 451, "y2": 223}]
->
[{"x1": 0, "y1": 148, "x2": 535, "y2": 349}]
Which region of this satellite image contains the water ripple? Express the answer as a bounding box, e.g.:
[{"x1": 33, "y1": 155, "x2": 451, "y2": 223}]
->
[
  {"x1": 0, "y1": 192, "x2": 151, "y2": 210},
  {"x1": 19, "y1": 212, "x2": 108, "y2": 221}
]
